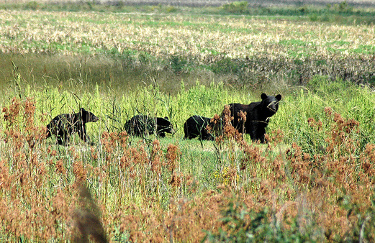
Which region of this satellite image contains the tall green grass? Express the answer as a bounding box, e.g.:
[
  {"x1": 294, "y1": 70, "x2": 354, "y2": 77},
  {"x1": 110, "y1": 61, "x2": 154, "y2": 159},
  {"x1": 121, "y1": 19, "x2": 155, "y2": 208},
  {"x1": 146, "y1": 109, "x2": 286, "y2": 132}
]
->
[
  {"x1": 3, "y1": 62, "x2": 375, "y2": 155},
  {"x1": 2, "y1": 67, "x2": 375, "y2": 241},
  {"x1": 1, "y1": 3, "x2": 375, "y2": 241},
  {"x1": 270, "y1": 75, "x2": 375, "y2": 153}
]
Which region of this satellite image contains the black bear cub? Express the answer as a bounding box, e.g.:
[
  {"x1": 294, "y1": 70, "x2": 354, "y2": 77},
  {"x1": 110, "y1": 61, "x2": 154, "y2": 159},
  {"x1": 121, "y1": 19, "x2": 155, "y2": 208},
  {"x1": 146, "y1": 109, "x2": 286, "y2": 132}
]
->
[
  {"x1": 46, "y1": 108, "x2": 99, "y2": 145},
  {"x1": 184, "y1": 115, "x2": 214, "y2": 141},
  {"x1": 124, "y1": 115, "x2": 174, "y2": 137},
  {"x1": 226, "y1": 93, "x2": 281, "y2": 143}
]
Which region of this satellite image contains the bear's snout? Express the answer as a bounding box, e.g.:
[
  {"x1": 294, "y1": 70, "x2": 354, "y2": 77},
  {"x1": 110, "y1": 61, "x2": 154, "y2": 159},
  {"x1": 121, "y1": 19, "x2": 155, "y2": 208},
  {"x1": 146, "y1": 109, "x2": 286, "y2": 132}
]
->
[
  {"x1": 91, "y1": 115, "x2": 99, "y2": 122},
  {"x1": 266, "y1": 100, "x2": 279, "y2": 113}
]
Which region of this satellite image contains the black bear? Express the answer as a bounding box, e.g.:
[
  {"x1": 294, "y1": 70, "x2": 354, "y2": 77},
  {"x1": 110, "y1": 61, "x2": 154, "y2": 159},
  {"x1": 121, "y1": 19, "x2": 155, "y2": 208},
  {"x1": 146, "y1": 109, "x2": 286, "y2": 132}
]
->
[
  {"x1": 124, "y1": 115, "x2": 174, "y2": 137},
  {"x1": 184, "y1": 115, "x2": 214, "y2": 141},
  {"x1": 46, "y1": 108, "x2": 99, "y2": 145},
  {"x1": 225, "y1": 93, "x2": 281, "y2": 143}
]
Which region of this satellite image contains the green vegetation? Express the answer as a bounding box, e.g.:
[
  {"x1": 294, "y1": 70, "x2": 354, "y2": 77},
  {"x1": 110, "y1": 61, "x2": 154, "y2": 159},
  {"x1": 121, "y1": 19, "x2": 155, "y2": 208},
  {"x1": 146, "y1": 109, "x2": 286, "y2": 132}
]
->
[
  {"x1": 2, "y1": 63, "x2": 375, "y2": 241},
  {"x1": 1, "y1": 0, "x2": 375, "y2": 25},
  {"x1": 1, "y1": 1, "x2": 375, "y2": 242},
  {"x1": 222, "y1": 1, "x2": 249, "y2": 14},
  {"x1": 0, "y1": 0, "x2": 374, "y2": 24}
]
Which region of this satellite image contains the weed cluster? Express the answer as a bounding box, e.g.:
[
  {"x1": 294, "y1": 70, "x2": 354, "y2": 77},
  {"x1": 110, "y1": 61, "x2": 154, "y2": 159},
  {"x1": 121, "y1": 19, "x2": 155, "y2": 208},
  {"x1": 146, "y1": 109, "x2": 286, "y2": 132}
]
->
[
  {"x1": 221, "y1": 1, "x2": 248, "y2": 14},
  {"x1": 202, "y1": 103, "x2": 375, "y2": 241}
]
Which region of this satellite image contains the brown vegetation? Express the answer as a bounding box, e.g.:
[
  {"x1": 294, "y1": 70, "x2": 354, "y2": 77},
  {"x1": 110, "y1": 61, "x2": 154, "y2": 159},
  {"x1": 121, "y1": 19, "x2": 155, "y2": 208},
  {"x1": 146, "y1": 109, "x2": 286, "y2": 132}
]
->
[{"x1": 0, "y1": 97, "x2": 375, "y2": 241}]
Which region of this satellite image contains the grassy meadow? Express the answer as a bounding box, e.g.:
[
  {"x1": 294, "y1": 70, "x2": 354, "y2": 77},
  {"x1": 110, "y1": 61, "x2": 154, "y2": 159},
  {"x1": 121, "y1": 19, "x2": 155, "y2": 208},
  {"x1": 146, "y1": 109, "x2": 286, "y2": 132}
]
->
[{"x1": 1, "y1": 2, "x2": 375, "y2": 242}]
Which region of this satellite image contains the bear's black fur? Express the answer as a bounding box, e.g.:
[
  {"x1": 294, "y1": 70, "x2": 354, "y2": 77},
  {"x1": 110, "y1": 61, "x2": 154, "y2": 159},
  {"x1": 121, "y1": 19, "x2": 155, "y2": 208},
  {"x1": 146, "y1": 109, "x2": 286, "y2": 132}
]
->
[
  {"x1": 124, "y1": 115, "x2": 174, "y2": 137},
  {"x1": 226, "y1": 93, "x2": 281, "y2": 143},
  {"x1": 184, "y1": 115, "x2": 214, "y2": 141},
  {"x1": 46, "y1": 108, "x2": 99, "y2": 145}
]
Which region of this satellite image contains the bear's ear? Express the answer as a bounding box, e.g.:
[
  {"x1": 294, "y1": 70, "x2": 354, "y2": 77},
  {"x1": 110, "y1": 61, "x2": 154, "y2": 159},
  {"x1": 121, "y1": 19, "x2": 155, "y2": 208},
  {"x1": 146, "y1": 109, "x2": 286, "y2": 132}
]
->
[
  {"x1": 79, "y1": 108, "x2": 86, "y2": 113},
  {"x1": 261, "y1": 93, "x2": 268, "y2": 100},
  {"x1": 164, "y1": 117, "x2": 169, "y2": 120},
  {"x1": 276, "y1": 94, "x2": 282, "y2": 101}
]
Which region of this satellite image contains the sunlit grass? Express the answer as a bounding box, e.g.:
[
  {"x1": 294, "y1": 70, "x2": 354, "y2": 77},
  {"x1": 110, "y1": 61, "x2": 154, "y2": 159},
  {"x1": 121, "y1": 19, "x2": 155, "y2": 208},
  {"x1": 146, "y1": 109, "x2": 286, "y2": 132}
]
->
[
  {"x1": 1, "y1": 8, "x2": 375, "y2": 93},
  {"x1": 1, "y1": 3, "x2": 375, "y2": 241},
  {"x1": 1, "y1": 68, "x2": 375, "y2": 241},
  {"x1": 1, "y1": 10, "x2": 374, "y2": 58}
]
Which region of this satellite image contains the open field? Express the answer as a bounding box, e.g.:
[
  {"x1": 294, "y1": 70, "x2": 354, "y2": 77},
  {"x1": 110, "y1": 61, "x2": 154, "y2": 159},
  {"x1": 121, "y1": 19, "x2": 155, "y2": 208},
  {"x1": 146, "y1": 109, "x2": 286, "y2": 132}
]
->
[
  {"x1": 1, "y1": 9, "x2": 375, "y2": 59},
  {"x1": 1, "y1": 6, "x2": 375, "y2": 94},
  {"x1": 1, "y1": 0, "x2": 375, "y2": 7},
  {"x1": 1, "y1": 2, "x2": 375, "y2": 242}
]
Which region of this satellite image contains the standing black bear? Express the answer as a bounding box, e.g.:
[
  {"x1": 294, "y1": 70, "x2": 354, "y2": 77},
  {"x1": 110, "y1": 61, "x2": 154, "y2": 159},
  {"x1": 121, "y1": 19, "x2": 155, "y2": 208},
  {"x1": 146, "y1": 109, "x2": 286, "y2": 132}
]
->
[
  {"x1": 46, "y1": 108, "x2": 99, "y2": 145},
  {"x1": 225, "y1": 93, "x2": 281, "y2": 143},
  {"x1": 124, "y1": 115, "x2": 174, "y2": 137},
  {"x1": 184, "y1": 115, "x2": 214, "y2": 141}
]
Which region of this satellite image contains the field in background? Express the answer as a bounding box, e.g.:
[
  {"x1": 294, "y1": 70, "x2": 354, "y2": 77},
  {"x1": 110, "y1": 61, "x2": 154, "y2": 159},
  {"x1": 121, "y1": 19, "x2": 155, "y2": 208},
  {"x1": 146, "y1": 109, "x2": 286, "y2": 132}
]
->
[
  {"x1": 1, "y1": 5, "x2": 375, "y2": 95},
  {"x1": 1, "y1": 0, "x2": 375, "y2": 7},
  {"x1": 1, "y1": 1, "x2": 375, "y2": 242}
]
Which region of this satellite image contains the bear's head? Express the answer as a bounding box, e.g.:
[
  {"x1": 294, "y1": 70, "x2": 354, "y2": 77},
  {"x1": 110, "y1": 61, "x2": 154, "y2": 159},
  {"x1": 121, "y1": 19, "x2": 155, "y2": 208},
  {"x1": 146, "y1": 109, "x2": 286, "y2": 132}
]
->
[
  {"x1": 80, "y1": 108, "x2": 99, "y2": 123},
  {"x1": 156, "y1": 117, "x2": 174, "y2": 137},
  {"x1": 260, "y1": 93, "x2": 282, "y2": 117}
]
